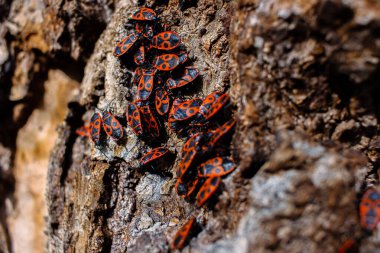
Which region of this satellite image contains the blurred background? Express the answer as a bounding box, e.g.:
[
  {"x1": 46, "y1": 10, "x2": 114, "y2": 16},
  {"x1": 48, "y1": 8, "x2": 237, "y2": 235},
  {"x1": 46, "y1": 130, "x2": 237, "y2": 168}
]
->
[{"x1": 1, "y1": 0, "x2": 380, "y2": 252}]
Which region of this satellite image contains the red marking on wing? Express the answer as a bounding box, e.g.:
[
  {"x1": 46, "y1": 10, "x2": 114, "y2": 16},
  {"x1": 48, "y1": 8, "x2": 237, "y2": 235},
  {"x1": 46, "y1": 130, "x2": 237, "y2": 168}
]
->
[
  {"x1": 76, "y1": 126, "x2": 90, "y2": 137},
  {"x1": 170, "y1": 217, "x2": 196, "y2": 251},
  {"x1": 360, "y1": 188, "x2": 380, "y2": 230},
  {"x1": 166, "y1": 67, "x2": 199, "y2": 89},
  {"x1": 139, "y1": 105, "x2": 160, "y2": 137},
  {"x1": 198, "y1": 157, "x2": 237, "y2": 178},
  {"x1": 113, "y1": 33, "x2": 139, "y2": 57},
  {"x1": 152, "y1": 31, "x2": 181, "y2": 50},
  {"x1": 154, "y1": 54, "x2": 180, "y2": 71},
  {"x1": 173, "y1": 98, "x2": 202, "y2": 121},
  {"x1": 102, "y1": 111, "x2": 123, "y2": 140},
  {"x1": 196, "y1": 177, "x2": 221, "y2": 207},
  {"x1": 140, "y1": 147, "x2": 169, "y2": 165},
  {"x1": 131, "y1": 7, "x2": 156, "y2": 21},
  {"x1": 155, "y1": 88, "x2": 170, "y2": 115},
  {"x1": 137, "y1": 69, "x2": 155, "y2": 101},
  {"x1": 126, "y1": 102, "x2": 143, "y2": 136},
  {"x1": 134, "y1": 46, "x2": 145, "y2": 65},
  {"x1": 89, "y1": 112, "x2": 102, "y2": 145}
]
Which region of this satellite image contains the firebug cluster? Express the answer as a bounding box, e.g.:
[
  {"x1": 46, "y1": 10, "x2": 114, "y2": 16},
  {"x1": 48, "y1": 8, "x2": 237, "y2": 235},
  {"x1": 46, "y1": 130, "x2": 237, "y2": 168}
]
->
[{"x1": 76, "y1": 6, "x2": 237, "y2": 252}]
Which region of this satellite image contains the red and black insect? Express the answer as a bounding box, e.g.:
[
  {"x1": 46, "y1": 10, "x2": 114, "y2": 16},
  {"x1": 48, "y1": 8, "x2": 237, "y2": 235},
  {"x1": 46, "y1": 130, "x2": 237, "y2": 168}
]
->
[
  {"x1": 135, "y1": 23, "x2": 144, "y2": 34},
  {"x1": 207, "y1": 119, "x2": 237, "y2": 150},
  {"x1": 132, "y1": 67, "x2": 143, "y2": 86},
  {"x1": 143, "y1": 25, "x2": 154, "y2": 39},
  {"x1": 154, "y1": 54, "x2": 180, "y2": 71},
  {"x1": 177, "y1": 132, "x2": 205, "y2": 179},
  {"x1": 114, "y1": 33, "x2": 139, "y2": 57},
  {"x1": 151, "y1": 31, "x2": 181, "y2": 50},
  {"x1": 155, "y1": 88, "x2": 170, "y2": 115},
  {"x1": 89, "y1": 112, "x2": 102, "y2": 145},
  {"x1": 131, "y1": 7, "x2": 157, "y2": 21},
  {"x1": 173, "y1": 98, "x2": 202, "y2": 121},
  {"x1": 199, "y1": 91, "x2": 230, "y2": 120},
  {"x1": 166, "y1": 66, "x2": 199, "y2": 90},
  {"x1": 168, "y1": 99, "x2": 183, "y2": 132},
  {"x1": 137, "y1": 69, "x2": 155, "y2": 101},
  {"x1": 360, "y1": 188, "x2": 380, "y2": 230},
  {"x1": 135, "y1": 23, "x2": 154, "y2": 39},
  {"x1": 134, "y1": 46, "x2": 145, "y2": 65},
  {"x1": 76, "y1": 125, "x2": 90, "y2": 137},
  {"x1": 140, "y1": 147, "x2": 169, "y2": 165},
  {"x1": 196, "y1": 177, "x2": 221, "y2": 207},
  {"x1": 177, "y1": 51, "x2": 188, "y2": 64},
  {"x1": 126, "y1": 101, "x2": 143, "y2": 137},
  {"x1": 175, "y1": 177, "x2": 199, "y2": 199},
  {"x1": 170, "y1": 217, "x2": 196, "y2": 251},
  {"x1": 102, "y1": 111, "x2": 124, "y2": 140},
  {"x1": 139, "y1": 105, "x2": 160, "y2": 137},
  {"x1": 338, "y1": 239, "x2": 358, "y2": 253},
  {"x1": 198, "y1": 157, "x2": 236, "y2": 178}
]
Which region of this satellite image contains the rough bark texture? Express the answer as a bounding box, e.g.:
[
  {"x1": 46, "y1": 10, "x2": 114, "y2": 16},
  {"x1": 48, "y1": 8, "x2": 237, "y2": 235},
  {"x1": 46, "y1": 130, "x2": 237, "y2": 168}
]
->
[{"x1": 1, "y1": 0, "x2": 380, "y2": 252}]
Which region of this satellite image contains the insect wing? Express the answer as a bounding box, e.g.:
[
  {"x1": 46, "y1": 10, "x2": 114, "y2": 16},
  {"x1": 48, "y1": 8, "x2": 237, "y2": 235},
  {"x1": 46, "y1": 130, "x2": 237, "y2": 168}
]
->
[
  {"x1": 102, "y1": 111, "x2": 124, "y2": 140},
  {"x1": 196, "y1": 177, "x2": 221, "y2": 207},
  {"x1": 173, "y1": 98, "x2": 202, "y2": 121},
  {"x1": 89, "y1": 112, "x2": 102, "y2": 145},
  {"x1": 137, "y1": 70, "x2": 155, "y2": 101},
  {"x1": 155, "y1": 88, "x2": 170, "y2": 115},
  {"x1": 140, "y1": 147, "x2": 169, "y2": 165},
  {"x1": 131, "y1": 7, "x2": 156, "y2": 21},
  {"x1": 134, "y1": 46, "x2": 145, "y2": 65},
  {"x1": 154, "y1": 54, "x2": 180, "y2": 71},
  {"x1": 360, "y1": 188, "x2": 380, "y2": 230},
  {"x1": 198, "y1": 157, "x2": 236, "y2": 178},
  {"x1": 139, "y1": 105, "x2": 160, "y2": 137},
  {"x1": 114, "y1": 33, "x2": 139, "y2": 57},
  {"x1": 166, "y1": 67, "x2": 199, "y2": 89},
  {"x1": 170, "y1": 217, "x2": 196, "y2": 251},
  {"x1": 127, "y1": 102, "x2": 143, "y2": 136},
  {"x1": 152, "y1": 31, "x2": 181, "y2": 50}
]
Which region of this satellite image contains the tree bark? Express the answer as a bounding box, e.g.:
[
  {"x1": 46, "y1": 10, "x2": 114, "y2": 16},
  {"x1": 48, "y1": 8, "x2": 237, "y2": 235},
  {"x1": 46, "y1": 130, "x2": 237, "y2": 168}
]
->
[{"x1": 1, "y1": 0, "x2": 380, "y2": 252}]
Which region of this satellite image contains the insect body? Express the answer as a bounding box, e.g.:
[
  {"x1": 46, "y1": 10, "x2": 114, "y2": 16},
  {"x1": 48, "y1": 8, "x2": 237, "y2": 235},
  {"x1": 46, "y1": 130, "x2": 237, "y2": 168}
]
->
[
  {"x1": 131, "y1": 7, "x2": 157, "y2": 21},
  {"x1": 198, "y1": 157, "x2": 236, "y2": 178},
  {"x1": 207, "y1": 119, "x2": 236, "y2": 150},
  {"x1": 177, "y1": 51, "x2": 188, "y2": 64},
  {"x1": 155, "y1": 88, "x2": 170, "y2": 115},
  {"x1": 154, "y1": 54, "x2": 180, "y2": 71},
  {"x1": 102, "y1": 111, "x2": 124, "y2": 140},
  {"x1": 175, "y1": 177, "x2": 199, "y2": 199},
  {"x1": 173, "y1": 98, "x2": 202, "y2": 121},
  {"x1": 134, "y1": 46, "x2": 145, "y2": 65},
  {"x1": 140, "y1": 147, "x2": 169, "y2": 165},
  {"x1": 360, "y1": 188, "x2": 380, "y2": 230},
  {"x1": 139, "y1": 105, "x2": 160, "y2": 137},
  {"x1": 338, "y1": 239, "x2": 357, "y2": 253},
  {"x1": 114, "y1": 33, "x2": 139, "y2": 57},
  {"x1": 199, "y1": 91, "x2": 230, "y2": 120},
  {"x1": 196, "y1": 177, "x2": 221, "y2": 207},
  {"x1": 170, "y1": 217, "x2": 196, "y2": 251},
  {"x1": 76, "y1": 126, "x2": 90, "y2": 137},
  {"x1": 166, "y1": 67, "x2": 199, "y2": 90},
  {"x1": 137, "y1": 69, "x2": 155, "y2": 101},
  {"x1": 151, "y1": 31, "x2": 181, "y2": 50},
  {"x1": 168, "y1": 99, "x2": 183, "y2": 132},
  {"x1": 126, "y1": 102, "x2": 143, "y2": 137},
  {"x1": 177, "y1": 132, "x2": 205, "y2": 179},
  {"x1": 89, "y1": 112, "x2": 102, "y2": 145}
]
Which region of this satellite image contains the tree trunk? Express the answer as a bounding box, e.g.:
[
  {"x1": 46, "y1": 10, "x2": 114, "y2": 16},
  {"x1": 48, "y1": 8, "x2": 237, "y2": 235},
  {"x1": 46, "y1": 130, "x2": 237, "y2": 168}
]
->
[{"x1": 1, "y1": 0, "x2": 380, "y2": 252}]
